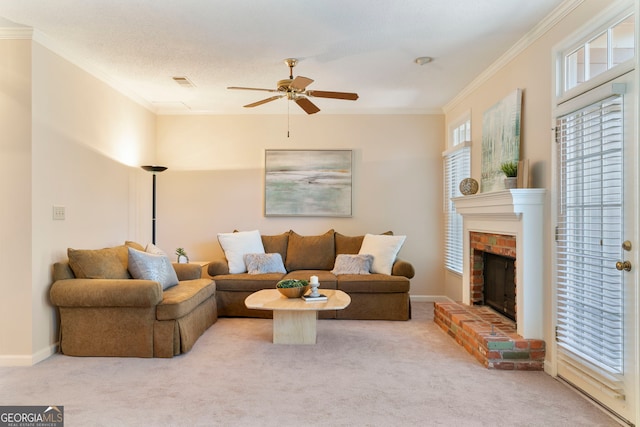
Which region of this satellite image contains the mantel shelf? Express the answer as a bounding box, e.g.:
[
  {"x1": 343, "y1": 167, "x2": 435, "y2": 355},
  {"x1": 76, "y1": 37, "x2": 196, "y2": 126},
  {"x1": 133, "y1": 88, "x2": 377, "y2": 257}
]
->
[{"x1": 453, "y1": 189, "x2": 546, "y2": 216}]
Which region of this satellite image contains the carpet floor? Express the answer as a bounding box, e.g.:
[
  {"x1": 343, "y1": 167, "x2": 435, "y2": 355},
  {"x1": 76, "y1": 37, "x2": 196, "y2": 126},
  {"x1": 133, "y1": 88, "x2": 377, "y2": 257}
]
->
[{"x1": 0, "y1": 302, "x2": 619, "y2": 426}]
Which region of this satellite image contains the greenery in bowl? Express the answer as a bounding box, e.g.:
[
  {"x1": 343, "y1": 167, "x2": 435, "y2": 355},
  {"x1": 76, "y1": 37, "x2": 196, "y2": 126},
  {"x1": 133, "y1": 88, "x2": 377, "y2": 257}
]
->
[
  {"x1": 276, "y1": 279, "x2": 309, "y2": 288},
  {"x1": 276, "y1": 279, "x2": 310, "y2": 298},
  {"x1": 500, "y1": 161, "x2": 518, "y2": 178}
]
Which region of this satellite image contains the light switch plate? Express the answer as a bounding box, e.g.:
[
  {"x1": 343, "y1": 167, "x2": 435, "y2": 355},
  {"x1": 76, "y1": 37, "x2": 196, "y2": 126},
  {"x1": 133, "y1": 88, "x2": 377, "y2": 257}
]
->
[{"x1": 53, "y1": 205, "x2": 65, "y2": 220}]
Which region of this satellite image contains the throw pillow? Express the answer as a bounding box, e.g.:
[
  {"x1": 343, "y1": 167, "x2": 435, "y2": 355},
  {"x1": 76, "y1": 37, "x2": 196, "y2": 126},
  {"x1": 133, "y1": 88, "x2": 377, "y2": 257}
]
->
[
  {"x1": 127, "y1": 247, "x2": 179, "y2": 290},
  {"x1": 68, "y1": 246, "x2": 130, "y2": 279},
  {"x1": 218, "y1": 230, "x2": 265, "y2": 274},
  {"x1": 331, "y1": 254, "x2": 373, "y2": 275},
  {"x1": 244, "y1": 253, "x2": 287, "y2": 274},
  {"x1": 145, "y1": 242, "x2": 168, "y2": 256},
  {"x1": 358, "y1": 234, "x2": 406, "y2": 275},
  {"x1": 285, "y1": 230, "x2": 335, "y2": 271}
]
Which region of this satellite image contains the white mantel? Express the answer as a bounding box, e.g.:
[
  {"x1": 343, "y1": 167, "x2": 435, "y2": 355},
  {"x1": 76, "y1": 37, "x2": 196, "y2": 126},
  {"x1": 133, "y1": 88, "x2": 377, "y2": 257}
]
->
[{"x1": 453, "y1": 189, "x2": 546, "y2": 339}]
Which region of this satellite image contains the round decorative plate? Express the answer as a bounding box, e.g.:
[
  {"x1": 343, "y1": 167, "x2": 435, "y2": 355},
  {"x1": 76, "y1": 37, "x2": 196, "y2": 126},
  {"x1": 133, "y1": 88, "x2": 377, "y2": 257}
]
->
[{"x1": 459, "y1": 178, "x2": 479, "y2": 195}]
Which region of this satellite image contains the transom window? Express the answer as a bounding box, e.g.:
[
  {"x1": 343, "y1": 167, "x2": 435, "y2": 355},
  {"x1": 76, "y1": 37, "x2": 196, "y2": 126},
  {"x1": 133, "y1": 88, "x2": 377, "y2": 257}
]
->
[{"x1": 564, "y1": 13, "x2": 634, "y2": 93}]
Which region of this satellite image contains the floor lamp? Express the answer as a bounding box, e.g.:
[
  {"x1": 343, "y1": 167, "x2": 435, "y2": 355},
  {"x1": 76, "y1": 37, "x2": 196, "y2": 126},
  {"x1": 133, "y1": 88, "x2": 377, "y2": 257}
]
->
[{"x1": 141, "y1": 165, "x2": 167, "y2": 244}]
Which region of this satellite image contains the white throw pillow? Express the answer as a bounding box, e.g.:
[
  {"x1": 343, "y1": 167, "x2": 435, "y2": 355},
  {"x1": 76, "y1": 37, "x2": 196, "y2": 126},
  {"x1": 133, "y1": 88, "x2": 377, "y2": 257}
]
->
[
  {"x1": 331, "y1": 254, "x2": 373, "y2": 275},
  {"x1": 217, "y1": 230, "x2": 265, "y2": 274},
  {"x1": 127, "y1": 247, "x2": 179, "y2": 290},
  {"x1": 145, "y1": 242, "x2": 168, "y2": 256},
  {"x1": 358, "y1": 234, "x2": 406, "y2": 275},
  {"x1": 244, "y1": 253, "x2": 287, "y2": 274}
]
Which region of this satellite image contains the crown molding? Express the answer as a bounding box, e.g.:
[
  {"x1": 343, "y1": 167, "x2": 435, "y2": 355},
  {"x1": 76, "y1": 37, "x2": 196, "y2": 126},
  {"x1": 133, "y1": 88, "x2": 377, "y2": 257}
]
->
[
  {"x1": 26, "y1": 29, "x2": 154, "y2": 112},
  {"x1": 0, "y1": 26, "x2": 33, "y2": 39},
  {"x1": 0, "y1": 25, "x2": 153, "y2": 111},
  {"x1": 443, "y1": 0, "x2": 584, "y2": 114}
]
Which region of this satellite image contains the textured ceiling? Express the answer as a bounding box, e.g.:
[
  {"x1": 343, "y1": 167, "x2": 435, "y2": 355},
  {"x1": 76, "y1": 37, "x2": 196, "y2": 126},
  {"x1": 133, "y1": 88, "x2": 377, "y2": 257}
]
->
[{"x1": 0, "y1": 0, "x2": 566, "y2": 115}]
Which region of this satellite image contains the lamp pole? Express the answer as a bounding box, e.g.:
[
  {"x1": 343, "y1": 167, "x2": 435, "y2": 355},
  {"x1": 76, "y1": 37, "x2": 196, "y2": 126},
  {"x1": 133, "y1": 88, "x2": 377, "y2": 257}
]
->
[{"x1": 141, "y1": 165, "x2": 168, "y2": 244}]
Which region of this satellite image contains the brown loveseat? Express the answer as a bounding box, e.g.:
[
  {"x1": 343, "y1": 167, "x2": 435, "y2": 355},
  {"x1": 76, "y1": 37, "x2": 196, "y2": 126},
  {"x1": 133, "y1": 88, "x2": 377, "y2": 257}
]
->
[
  {"x1": 50, "y1": 242, "x2": 217, "y2": 358},
  {"x1": 209, "y1": 230, "x2": 414, "y2": 320}
]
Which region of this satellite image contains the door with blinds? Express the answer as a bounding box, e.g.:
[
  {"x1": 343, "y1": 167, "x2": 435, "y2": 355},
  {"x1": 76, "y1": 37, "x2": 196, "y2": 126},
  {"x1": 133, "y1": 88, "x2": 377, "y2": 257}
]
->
[{"x1": 555, "y1": 73, "x2": 637, "y2": 424}]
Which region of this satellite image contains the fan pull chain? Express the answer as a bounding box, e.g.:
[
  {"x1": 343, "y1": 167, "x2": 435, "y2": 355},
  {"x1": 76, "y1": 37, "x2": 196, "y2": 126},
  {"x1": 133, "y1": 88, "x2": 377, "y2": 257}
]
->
[{"x1": 287, "y1": 100, "x2": 290, "y2": 138}]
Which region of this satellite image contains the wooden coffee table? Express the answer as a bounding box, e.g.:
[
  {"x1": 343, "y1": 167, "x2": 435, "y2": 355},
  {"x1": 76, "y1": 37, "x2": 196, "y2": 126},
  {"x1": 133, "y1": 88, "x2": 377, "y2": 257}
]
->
[{"x1": 244, "y1": 289, "x2": 351, "y2": 344}]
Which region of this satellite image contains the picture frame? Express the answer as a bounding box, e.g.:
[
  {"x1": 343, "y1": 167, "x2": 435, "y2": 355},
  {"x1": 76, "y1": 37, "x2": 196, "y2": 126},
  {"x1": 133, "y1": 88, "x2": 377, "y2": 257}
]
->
[
  {"x1": 481, "y1": 89, "x2": 522, "y2": 192},
  {"x1": 264, "y1": 149, "x2": 352, "y2": 217}
]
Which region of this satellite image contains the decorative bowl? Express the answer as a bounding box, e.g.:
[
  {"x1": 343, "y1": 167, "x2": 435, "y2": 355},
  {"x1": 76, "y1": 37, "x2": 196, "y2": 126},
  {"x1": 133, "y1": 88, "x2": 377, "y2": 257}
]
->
[
  {"x1": 276, "y1": 279, "x2": 310, "y2": 298},
  {"x1": 459, "y1": 178, "x2": 479, "y2": 195}
]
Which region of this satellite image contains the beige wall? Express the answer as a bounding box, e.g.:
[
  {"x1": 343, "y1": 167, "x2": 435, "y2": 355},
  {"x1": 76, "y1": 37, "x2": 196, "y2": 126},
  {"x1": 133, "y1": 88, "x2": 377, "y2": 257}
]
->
[
  {"x1": 0, "y1": 39, "x2": 33, "y2": 363},
  {"x1": 155, "y1": 114, "x2": 445, "y2": 298},
  {"x1": 0, "y1": 39, "x2": 157, "y2": 365},
  {"x1": 442, "y1": 0, "x2": 623, "y2": 354}
]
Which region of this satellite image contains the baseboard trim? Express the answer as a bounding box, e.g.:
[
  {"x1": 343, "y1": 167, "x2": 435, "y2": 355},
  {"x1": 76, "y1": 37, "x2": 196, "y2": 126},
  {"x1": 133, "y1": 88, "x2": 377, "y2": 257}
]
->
[
  {"x1": 410, "y1": 295, "x2": 454, "y2": 303},
  {"x1": 0, "y1": 343, "x2": 58, "y2": 367}
]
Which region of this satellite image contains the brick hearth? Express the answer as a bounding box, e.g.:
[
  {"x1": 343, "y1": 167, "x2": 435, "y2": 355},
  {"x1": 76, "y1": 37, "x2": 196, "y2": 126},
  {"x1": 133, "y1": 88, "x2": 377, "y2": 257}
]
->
[{"x1": 434, "y1": 302, "x2": 545, "y2": 370}]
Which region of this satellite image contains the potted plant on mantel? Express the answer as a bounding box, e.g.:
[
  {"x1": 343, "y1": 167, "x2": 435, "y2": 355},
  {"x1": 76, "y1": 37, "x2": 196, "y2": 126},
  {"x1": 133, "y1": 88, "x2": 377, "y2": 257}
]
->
[{"x1": 500, "y1": 161, "x2": 518, "y2": 189}]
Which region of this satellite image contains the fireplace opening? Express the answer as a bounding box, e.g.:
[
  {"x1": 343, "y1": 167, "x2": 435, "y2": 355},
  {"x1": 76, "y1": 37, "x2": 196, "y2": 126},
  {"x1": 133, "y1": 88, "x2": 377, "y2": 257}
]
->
[{"x1": 483, "y1": 252, "x2": 516, "y2": 321}]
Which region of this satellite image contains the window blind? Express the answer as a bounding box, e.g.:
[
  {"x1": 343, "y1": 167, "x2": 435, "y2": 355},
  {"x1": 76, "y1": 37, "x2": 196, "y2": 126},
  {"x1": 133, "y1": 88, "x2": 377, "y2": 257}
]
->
[
  {"x1": 443, "y1": 143, "x2": 470, "y2": 274},
  {"x1": 556, "y1": 95, "x2": 624, "y2": 386}
]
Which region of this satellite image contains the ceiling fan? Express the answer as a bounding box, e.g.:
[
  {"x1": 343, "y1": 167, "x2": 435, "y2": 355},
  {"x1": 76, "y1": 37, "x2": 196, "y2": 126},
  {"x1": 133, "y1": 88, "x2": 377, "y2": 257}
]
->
[{"x1": 227, "y1": 58, "x2": 359, "y2": 114}]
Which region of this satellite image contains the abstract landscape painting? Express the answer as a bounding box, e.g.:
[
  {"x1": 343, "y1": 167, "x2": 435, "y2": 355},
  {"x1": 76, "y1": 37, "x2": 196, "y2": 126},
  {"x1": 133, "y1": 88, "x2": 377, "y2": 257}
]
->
[
  {"x1": 481, "y1": 89, "x2": 522, "y2": 192},
  {"x1": 265, "y1": 150, "x2": 352, "y2": 216}
]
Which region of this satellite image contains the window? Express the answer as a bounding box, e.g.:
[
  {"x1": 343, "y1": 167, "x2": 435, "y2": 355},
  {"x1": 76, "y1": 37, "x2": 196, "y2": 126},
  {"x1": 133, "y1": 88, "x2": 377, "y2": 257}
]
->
[
  {"x1": 443, "y1": 118, "x2": 471, "y2": 274},
  {"x1": 564, "y1": 13, "x2": 634, "y2": 93}
]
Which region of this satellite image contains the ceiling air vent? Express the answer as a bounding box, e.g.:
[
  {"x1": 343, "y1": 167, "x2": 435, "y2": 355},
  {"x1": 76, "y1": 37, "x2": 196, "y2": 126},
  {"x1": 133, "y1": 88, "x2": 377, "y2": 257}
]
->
[{"x1": 172, "y1": 76, "x2": 195, "y2": 88}]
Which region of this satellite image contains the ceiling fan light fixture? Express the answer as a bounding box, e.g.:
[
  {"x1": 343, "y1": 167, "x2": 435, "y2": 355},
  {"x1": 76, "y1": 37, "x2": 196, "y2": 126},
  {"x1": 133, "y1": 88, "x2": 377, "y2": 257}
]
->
[{"x1": 414, "y1": 56, "x2": 433, "y2": 66}]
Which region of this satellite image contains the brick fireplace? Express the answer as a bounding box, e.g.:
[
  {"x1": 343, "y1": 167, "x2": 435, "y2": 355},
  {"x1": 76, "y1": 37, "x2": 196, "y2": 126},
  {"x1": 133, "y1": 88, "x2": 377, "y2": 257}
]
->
[
  {"x1": 470, "y1": 231, "x2": 517, "y2": 318},
  {"x1": 434, "y1": 189, "x2": 546, "y2": 369}
]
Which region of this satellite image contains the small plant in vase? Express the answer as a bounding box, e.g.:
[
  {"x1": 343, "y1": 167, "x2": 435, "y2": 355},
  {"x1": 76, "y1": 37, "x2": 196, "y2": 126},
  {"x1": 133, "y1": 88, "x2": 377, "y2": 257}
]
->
[
  {"x1": 175, "y1": 248, "x2": 189, "y2": 263},
  {"x1": 500, "y1": 161, "x2": 518, "y2": 189}
]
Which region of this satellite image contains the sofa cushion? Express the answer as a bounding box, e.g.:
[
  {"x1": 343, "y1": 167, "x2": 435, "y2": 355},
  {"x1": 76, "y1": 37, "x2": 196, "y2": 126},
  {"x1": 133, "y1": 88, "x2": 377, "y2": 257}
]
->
[
  {"x1": 218, "y1": 230, "x2": 265, "y2": 274},
  {"x1": 156, "y1": 278, "x2": 215, "y2": 320},
  {"x1": 127, "y1": 247, "x2": 179, "y2": 290},
  {"x1": 68, "y1": 246, "x2": 130, "y2": 279},
  {"x1": 358, "y1": 234, "x2": 406, "y2": 275},
  {"x1": 213, "y1": 273, "x2": 285, "y2": 292},
  {"x1": 125, "y1": 240, "x2": 146, "y2": 251},
  {"x1": 337, "y1": 274, "x2": 410, "y2": 293},
  {"x1": 261, "y1": 232, "x2": 289, "y2": 262},
  {"x1": 331, "y1": 254, "x2": 373, "y2": 275},
  {"x1": 285, "y1": 229, "x2": 335, "y2": 271},
  {"x1": 282, "y1": 270, "x2": 338, "y2": 290}
]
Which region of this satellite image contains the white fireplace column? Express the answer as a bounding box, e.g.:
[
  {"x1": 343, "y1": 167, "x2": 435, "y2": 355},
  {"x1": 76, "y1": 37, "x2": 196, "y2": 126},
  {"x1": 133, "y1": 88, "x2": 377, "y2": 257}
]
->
[{"x1": 453, "y1": 189, "x2": 546, "y2": 339}]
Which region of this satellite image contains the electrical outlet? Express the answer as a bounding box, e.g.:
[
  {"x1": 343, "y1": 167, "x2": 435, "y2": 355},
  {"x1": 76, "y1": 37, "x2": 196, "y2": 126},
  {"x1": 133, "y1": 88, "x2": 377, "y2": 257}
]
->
[{"x1": 53, "y1": 205, "x2": 65, "y2": 220}]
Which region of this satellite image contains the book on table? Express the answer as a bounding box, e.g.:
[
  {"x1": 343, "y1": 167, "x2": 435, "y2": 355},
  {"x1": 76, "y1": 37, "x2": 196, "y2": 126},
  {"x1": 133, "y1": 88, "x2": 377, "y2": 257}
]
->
[{"x1": 302, "y1": 294, "x2": 328, "y2": 302}]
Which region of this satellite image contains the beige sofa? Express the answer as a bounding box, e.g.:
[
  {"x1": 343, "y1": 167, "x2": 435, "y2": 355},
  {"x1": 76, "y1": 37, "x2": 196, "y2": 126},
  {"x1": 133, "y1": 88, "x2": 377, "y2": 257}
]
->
[
  {"x1": 50, "y1": 242, "x2": 217, "y2": 358},
  {"x1": 209, "y1": 230, "x2": 414, "y2": 321}
]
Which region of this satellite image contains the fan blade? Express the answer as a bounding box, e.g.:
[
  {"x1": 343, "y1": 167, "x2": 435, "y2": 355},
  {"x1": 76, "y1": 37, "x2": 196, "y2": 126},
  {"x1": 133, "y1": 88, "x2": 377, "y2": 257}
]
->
[
  {"x1": 228, "y1": 86, "x2": 278, "y2": 93},
  {"x1": 244, "y1": 95, "x2": 283, "y2": 108},
  {"x1": 306, "y1": 90, "x2": 359, "y2": 101},
  {"x1": 295, "y1": 97, "x2": 320, "y2": 114},
  {"x1": 289, "y1": 76, "x2": 314, "y2": 91}
]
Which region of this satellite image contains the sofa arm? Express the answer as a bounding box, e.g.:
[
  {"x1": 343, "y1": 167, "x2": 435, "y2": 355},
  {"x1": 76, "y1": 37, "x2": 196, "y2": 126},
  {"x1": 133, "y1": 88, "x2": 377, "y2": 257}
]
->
[
  {"x1": 392, "y1": 259, "x2": 415, "y2": 279},
  {"x1": 50, "y1": 279, "x2": 163, "y2": 308},
  {"x1": 172, "y1": 263, "x2": 202, "y2": 281},
  {"x1": 207, "y1": 258, "x2": 229, "y2": 276}
]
